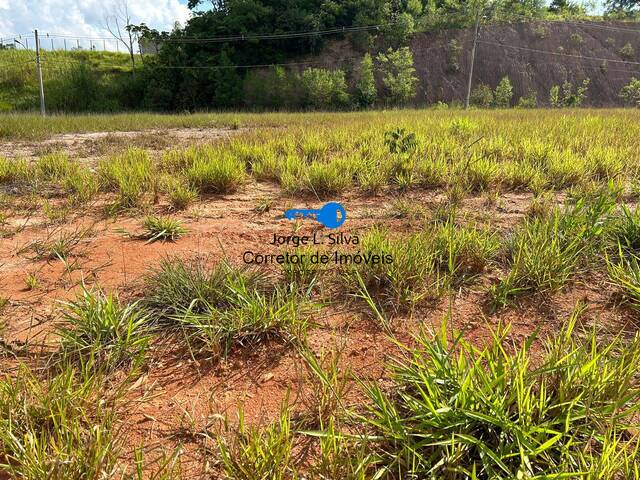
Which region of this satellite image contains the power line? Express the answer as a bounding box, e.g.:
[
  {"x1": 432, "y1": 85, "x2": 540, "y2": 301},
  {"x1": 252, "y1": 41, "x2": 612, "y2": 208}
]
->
[{"x1": 41, "y1": 22, "x2": 393, "y2": 44}]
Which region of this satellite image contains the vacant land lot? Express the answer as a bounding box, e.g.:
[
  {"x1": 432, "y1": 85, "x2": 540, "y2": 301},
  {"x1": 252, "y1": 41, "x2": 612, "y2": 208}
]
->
[{"x1": 1, "y1": 109, "x2": 640, "y2": 478}]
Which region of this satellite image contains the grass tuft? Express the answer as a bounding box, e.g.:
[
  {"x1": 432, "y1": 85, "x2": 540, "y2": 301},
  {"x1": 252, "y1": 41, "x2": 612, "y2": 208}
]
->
[
  {"x1": 141, "y1": 216, "x2": 187, "y2": 243},
  {"x1": 357, "y1": 314, "x2": 640, "y2": 478},
  {"x1": 57, "y1": 288, "x2": 149, "y2": 372}
]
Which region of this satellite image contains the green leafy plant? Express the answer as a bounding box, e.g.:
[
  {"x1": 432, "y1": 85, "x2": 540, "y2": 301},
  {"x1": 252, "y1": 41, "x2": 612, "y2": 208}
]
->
[
  {"x1": 384, "y1": 128, "x2": 417, "y2": 154},
  {"x1": 355, "y1": 53, "x2": 377, "y2": 107},
  {"x1": 620, "y1": 77, "x2": 640, "y2": 107},
  {"x1": 376, "y1": 47, "x2": 418, "y2": 105},
  {"x1": 494, "y1": 76, "x2": 513, "y2": 108}
]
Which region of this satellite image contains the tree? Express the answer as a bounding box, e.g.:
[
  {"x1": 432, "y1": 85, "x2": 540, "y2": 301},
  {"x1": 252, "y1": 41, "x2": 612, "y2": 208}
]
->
[
  {"x1": 301, "y1": 68, "x2": 350, "y2": 109},
  {"x1": 494, "y1": 76, "x2": 514, "y2": 107},
  {"x1": 355, "y1": 53, "x2": 377, "y2": 107},
  {"x1": 549, "y1": 79, "x2": 590, "y2": 107},
  {"x1": 376, "y1": 47, "x2": 418, "y2": 105},
  {"x1": 383, "y1": 12, "x2": 415, "y2": 47},
  {"x1": 105, "y1": 0, "x2": 138, "y2": 73},
  {"x1": 548, "y1": 0, "x2": 587, "y2": 14},
  {"x1": 619, "y1": 77, "x2": 640, "y2": 106},
  {"x1": 605, "y1": 0, "x2": 639, "y2": 16}
]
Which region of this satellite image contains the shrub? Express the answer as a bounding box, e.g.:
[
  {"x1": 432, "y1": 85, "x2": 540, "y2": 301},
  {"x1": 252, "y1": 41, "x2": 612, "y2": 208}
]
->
[
  {"x1": 470, "y1": 83, "x2": 494, "y2": 107},
  {"x1": 376, "y1": 47, "x2": 418, "y2": 105},
  {"x1": 445, "y1": 39, "x2": 462, "y2": 73},
  {"x1": 570, "y1": 32, "x2": 584, "y2": 45},
  {"x1": 517, "y1": 88, "x2": 538, "y2": 108},
  {"x1": 619, "y1": 42, "x2": 635, "y2": 59},
  {"x1": 531, "y1": 23, "x2": 548, "y2": 39},
  {"x1": 620, "y1": 77, "x2": 640, "y2": 107},
  {"x1": 301, "y1": 68, "x2": 350, "y2": 109},
  {"x1": 549, "y1": 79, "x2": 590, "y2": 107},
  {"x1": 355, "y1": 53, "x2": 377, "y2": 107},
  {"x1": 494, "y1": 76, "x2": 514, "y2": 108},
  {"x1": 549, "y1": 84, "x2": 561, "y2": 107}
]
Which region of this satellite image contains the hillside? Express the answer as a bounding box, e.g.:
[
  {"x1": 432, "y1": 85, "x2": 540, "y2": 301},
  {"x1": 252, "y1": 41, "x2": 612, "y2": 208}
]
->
[
  {"x1": 319, "y1": 20, "x2": 640, "y2": 106},
  {"x1": 416, "y1": 21, "x2": 640, "y2": 106},
  {"x1": 0, "y1": 50, "x2": 131, "y2": 111}
]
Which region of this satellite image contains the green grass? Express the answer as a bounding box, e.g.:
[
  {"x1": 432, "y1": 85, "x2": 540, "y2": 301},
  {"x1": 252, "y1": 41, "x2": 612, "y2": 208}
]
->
[
  {"x1": 186, "y1": 146, "x2": 246, "y2": 194},
  {"x1": 2, "y1": 110, "x2": 640, "y2": 211},
  {"x1": 353, "y1": 313, "x2": 640, "y2": 478},
  {"x1": 0, "y1": 50, "x2": 132, "y2": 112},
  {"x1": 343, "y1": 220, "x2": 498, "y2": 313},
  {"x1": 140, "y1": 216, "x2": 187, "y2": 243},
  {"x1": 141, "y1": 257, "x2": 313, "y2": 355},
  {"x1": 492, "y1": 193, "x2": 616, "y2": 307},
  {"x1": 57, "y1": 288, "x2": 149, "y2": 372},
  {"x1": 217, "y1": 407, "x2": 295, "y2": 480},
  {"x1": 0, "y1": 366, "x2": 120, "y2": 479},
  {"x1": 98, "y1": 147, "x2": 154, "y2": 210}
]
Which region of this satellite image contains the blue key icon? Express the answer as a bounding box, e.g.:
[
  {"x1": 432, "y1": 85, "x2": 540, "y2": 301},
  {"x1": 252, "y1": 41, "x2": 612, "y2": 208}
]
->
[{"x1": 284, "y1": 202, "x2": 346, "y2": 229}]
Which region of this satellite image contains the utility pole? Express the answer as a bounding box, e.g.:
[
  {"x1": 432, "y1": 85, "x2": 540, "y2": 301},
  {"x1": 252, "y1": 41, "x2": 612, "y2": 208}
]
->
[
  {"x1": 64, "y1": 39, "x2": 67, "y2": 51},
  {"x1": 34, "y1": 30, "x2": 46, "y2": 116},
  {"x1": 464, "y1": 7, "x2": 482, "y2": 110}
]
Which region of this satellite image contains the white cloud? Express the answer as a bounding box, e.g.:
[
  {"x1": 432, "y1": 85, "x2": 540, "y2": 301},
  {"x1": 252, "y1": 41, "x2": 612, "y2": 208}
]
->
[{"x1": 0, "y1": 0, "x2": 190, "y2": 51}]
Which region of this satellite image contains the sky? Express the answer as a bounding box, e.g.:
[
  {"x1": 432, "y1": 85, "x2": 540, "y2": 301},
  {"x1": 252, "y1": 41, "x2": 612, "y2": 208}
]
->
[{"x1": 0, "y1": 0, "x2": 192, "y2": 50}]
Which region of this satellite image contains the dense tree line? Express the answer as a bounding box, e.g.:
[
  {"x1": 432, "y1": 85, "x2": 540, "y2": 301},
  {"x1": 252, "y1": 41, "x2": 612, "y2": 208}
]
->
[{"x1": 126, "y1": 0, "x2": 559, "y2": 111}]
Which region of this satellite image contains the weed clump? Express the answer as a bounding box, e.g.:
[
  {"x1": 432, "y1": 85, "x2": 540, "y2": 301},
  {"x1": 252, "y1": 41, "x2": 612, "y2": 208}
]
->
[
  {"x1": 140, "y1": 216, "x2": 187, "y2": 243},
  {"x1": 57, "y1": 288, "x2": 150, "y2": 372},
  {"x1": 357, "y1": 315, "x2": 640, "y2": 478},
  {"x1": 98, "y1": 148, "x2": 154, "y2": 210},
  {"x1": 0, "y1": 367, "x2": 119, "y2": 478},
  {"x1": 142, "y1": 258, "x2": 312, "y2": 355},
  {"x1": 492, "y1": 194, "x2": 615, "y2": 307},
  {"x1": 186, "y1": 146, "x2": 246, "y2": 194}
]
